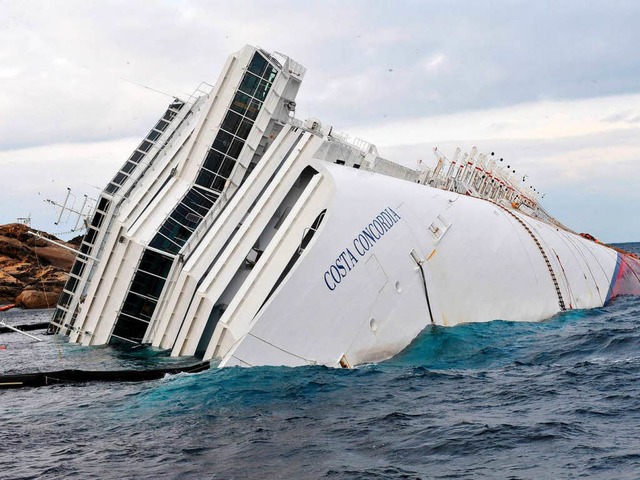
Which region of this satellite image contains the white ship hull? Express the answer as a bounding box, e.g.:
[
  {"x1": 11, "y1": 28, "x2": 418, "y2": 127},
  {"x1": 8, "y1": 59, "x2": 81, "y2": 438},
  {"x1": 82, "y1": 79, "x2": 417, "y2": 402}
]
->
[
  {"x1": 200, "y1": 161, "x2": 639, "y2": 367},
  {"x1": 50, "y1": 45, "x2": 640, "y2": 368}
]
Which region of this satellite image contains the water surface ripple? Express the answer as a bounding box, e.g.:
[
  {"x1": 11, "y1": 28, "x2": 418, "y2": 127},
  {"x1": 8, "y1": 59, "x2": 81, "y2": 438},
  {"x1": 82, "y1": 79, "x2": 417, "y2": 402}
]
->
[{"x1": 1, "y1": 243, "x2": 639, "y2": 479}]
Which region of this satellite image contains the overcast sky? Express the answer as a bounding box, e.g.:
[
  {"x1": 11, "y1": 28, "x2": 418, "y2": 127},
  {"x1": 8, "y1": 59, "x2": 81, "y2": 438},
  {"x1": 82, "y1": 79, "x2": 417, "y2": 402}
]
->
[{"x1": 1, "y1": 0, "x2": 639, "y2": 242}]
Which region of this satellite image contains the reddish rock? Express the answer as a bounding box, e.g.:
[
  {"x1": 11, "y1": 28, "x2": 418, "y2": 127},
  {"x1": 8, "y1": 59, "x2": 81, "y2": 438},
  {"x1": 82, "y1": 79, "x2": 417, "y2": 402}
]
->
[
  {"x1": 15, "y1": 290, "x2": 60, "y2": 309},
  {"x1": 0, "y1": 223, "x2": 74, "y2": 309}
]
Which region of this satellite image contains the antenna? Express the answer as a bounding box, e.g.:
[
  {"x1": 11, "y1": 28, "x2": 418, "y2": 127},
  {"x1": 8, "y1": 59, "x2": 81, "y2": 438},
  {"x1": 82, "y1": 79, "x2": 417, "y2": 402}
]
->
[{"x1": 46, "y1": 188, "x2": 97, "y2": 232}]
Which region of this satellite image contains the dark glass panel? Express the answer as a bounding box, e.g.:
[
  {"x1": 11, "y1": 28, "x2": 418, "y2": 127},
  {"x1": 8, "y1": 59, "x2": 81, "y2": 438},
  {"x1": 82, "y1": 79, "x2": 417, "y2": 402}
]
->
[
  {"x1": 264, "y1": 65, "x2": 277, "y2": 83},
  {"x1": 154, "y1": 119, "x2": 170, "y2": 132},
  {"x1": 171, "y1": 203, "x2": 201, "y2": 230},
  {"x1": 130, "y1": 271, "x2": 166, "y2": 299},
  {"x1": 212, "y1": 175, "x2": 226, "y2": 191},
  {"x1": 163, "y1": 110, "x2": 178, "y2": 121},
  {"x1": 122, "y1": 161, "x2": 137, "y2": 174},
  {"x1": 146, "y1": 130, "x2": 162, "y2": 142},
  {"x1": 248, "y1": 53, "x2": 268, "y2": 77},
  {"x1": 138, "y1": 250, "x2": 174, "y2": 277},
  {"x1": 59, "y1": 292, "x2": 71, "y2": 308},
  {"x1": 139, "y1": 140, "x2": 153, "y2": 153},
  {"x1": 112, "y1": 171, "x2": 127, "y2": 186},
  {"x1": 52, "y1": 308, "x2": 66, "y2": 323},
  {"x1": 64, "y1": 276, "x2": 79, "y2": 293},
  {"x1": 84, "y1": 227, "x2": 98, "y2": 246},
  {"x1": 221, "y1": 111, "x2": 242, "y2": 136},
  {"x1": 70, "y1": 260, "x2": 86, "y2": 277},
  {"x1": 239, "y1": 72, "x2": 260, "y2": 97},
  {"x1": 254, "y1": 79, "x2": 271, "y2": 101},
  {"x1": 167, "y1": 215, "x2": 192, "y2": 242},
  {"x1": 193, "y1": 185, "x2": 219, "y2": 204},
  {"x1": 130, "y1": 151, "x2": 144, "y2": 163},
  {"x1": 227, "y1": 138, "x2": 244, "y2": 159},
  {"x1": 97, "y1": 197, "x2": 110, "y2": 212},
  {"x1": 182, "y1": 187, "x2": 215, "y2": 216},
  {"x1": 111, "y1": 313, "x2": 150, "y2": 343},
  {"x1": 245, "y1": 99, "x2": 262, "y2": 120},
  {"x1": 155, "y1": 217, "x2": 189, "y2": 249},
  {"x1": 203, "y1": 149, "x2": 225, "y2": 174},
  {"x1": 230, "y1": 92, "x2": 251, "y2": 116},
  {"x1": 149, "y1": 232, "x2": 181, "y2": 254},
  {"x1": 212, "y1": 130, "x2": 233, "y2": 154},
  {"x1": 220, "y1": 158, "x2": 236, "y2": 178},
  {"x1": 236, "y1": 119, "x2": 253, "y2": 140},
  {"x1": 90, "y1": 212, "x2": 104, "y2": 229},
  {"x1": 196, "y1": 169, "x2": 217, "y2": 191},
  {"x1": 120, "y1": 292, "x2": 157, "y2": 320}
]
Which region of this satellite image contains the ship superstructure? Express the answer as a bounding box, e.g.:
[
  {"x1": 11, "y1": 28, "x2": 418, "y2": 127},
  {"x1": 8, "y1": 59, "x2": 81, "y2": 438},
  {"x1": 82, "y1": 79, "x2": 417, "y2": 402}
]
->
[{"x1": 51, "y1": 45, "x2": 640, "y2": 368}]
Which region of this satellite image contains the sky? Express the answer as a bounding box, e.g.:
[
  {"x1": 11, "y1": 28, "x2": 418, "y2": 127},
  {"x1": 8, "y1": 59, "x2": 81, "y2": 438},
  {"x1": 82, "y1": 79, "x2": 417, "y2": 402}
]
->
[{"x1": 1, "y1": 0, "x2": 639, "y2": 242}]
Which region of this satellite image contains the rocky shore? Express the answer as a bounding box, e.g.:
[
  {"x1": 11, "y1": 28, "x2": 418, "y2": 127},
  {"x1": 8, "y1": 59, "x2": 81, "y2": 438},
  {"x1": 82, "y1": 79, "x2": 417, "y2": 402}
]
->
[{"x1": 0, "y1": 223, "x2": 76, "y2": 309}]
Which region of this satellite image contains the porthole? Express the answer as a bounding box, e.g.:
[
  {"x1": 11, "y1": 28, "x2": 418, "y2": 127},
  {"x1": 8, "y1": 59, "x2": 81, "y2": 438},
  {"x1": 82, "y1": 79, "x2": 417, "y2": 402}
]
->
[{"x1": 369, "y1": 317, "x2": 378, "y2": 332}]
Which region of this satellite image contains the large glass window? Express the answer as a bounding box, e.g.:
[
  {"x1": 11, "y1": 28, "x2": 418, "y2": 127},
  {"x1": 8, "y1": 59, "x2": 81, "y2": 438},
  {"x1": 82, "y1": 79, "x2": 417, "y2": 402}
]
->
[
  {"x1": 138, "y1": 250, "x2": 173, "y2": 277},
  {"x1": 227, "y1": 138, "x2": 244, "y2": 159},
  {"x1": 237, "y1": 119, "x2": 253, "y2": 140},
  {"x1": 90, "y1": 212, "x2": 105, "y2": 229},
  {"x1": 154, "y1": 119, "x2": 170, "y2": 132},
  {"x1": 212, "y1": 130, "x2": 234, "y2": 154},
  {"x1": 122, "y1": 161, "x2": 137, "y2": 174},
  {"x1": 84, "y1": 227, "x2": 98, "y2": 246},
  {"x1": 221, "y1": 111, "x2": 242, "y2": 136},
  {"x1": 146, "y1": 130, "x2": 162, "y2": 142},
  {"x1": 110, "y1": 53, "x2": 277, "y2": 345},
  {"x1": 58, "y1": 291, "x2": 72, "y2": 308},
  {"x1": 245, "y1": 98, "x2": 263, "y2": 121},
  {"x1": 248, "y1": 53, "x2": 268, "y2": 77},
  {"x1": 111, "y1": 314, "x2": 151, "y2": 343},
  {"x1": 70, "y1": 259, "x2": 86, "y2": 277},
  {"x1": 230, "y1": 92, "x2": 252, "y2": 117},
  {"x1": 138, "y1": 140, "x2": 153, "y2": 153},
  {"x1": 239, "y1": 72, "x2": 261, "y2": 97}
]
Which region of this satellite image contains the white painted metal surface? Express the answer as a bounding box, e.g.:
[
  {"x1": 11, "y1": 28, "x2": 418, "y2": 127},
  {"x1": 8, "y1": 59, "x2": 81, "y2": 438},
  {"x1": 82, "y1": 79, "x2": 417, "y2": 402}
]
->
[{"x1": 50, "y1": 45, "x2": 640, "y2": 369}]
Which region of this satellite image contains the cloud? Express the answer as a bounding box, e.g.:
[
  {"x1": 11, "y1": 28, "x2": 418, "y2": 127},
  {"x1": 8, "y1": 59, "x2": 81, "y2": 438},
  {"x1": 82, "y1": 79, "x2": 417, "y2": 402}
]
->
[
  {"x1": 1, "y1": 0, "x2": 640, "y2": 242},
  {"x1": 4, "y1": 1, "x2": 640, "y2": 149},
  {"x1": 0, "y1": 137, "x2": 139, "y2": 235},
  {"x1": 348, "y1": 93, "x2": 640, "y2": 145}
]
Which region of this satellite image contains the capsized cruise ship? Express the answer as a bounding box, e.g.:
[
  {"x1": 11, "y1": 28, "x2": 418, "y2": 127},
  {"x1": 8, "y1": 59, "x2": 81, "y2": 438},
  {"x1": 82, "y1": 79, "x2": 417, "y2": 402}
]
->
[{"x1": 50, "y1": 45, "x2": 640, "y2": 368}]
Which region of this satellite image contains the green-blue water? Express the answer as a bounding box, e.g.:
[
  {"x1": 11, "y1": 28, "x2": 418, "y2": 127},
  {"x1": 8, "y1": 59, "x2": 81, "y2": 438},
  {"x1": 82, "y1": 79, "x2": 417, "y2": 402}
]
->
[{"x1": 1, "y1": 243, "x2": 639, "y2": 479}]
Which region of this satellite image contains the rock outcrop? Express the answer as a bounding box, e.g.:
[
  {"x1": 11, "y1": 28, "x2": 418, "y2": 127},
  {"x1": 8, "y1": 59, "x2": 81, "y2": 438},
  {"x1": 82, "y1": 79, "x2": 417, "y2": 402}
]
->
[{"x1": 0, "y1": 223, "x2": 75, "y2": 308}]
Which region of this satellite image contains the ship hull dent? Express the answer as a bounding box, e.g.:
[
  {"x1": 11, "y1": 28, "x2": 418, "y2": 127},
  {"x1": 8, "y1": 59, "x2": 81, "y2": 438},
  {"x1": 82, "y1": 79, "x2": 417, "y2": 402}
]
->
[{"x1": 216, "y1": 164, "x2": 633, "y2": 368}]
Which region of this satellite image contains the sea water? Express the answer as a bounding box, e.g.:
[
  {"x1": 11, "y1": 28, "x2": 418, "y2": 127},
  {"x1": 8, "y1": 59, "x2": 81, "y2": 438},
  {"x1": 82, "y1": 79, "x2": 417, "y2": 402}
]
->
[{"x1": 1, "y1": 243, "x2": 639, "y2": 479}]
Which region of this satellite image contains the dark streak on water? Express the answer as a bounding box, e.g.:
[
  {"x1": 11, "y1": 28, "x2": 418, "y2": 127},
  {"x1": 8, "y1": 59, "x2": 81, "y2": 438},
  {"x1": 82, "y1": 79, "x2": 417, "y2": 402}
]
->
[{"x1": 1, "y1": 243, "x2": 639, "y2": 479}]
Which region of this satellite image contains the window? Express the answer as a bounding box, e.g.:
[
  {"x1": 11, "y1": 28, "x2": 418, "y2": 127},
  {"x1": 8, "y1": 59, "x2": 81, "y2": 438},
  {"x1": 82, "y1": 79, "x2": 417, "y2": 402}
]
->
[
  {"x1": 84, "y1": 227, "x2": 98, "y2": 245},
  {"x1": 138, "y1": 140, "x2": 153, "y2": 153},
  {"x1": 212, "y1": 130, "x2": 234, "y2": 154},
  {"x1": 146, "y1": 130, "x2": 162, "y2": 142},
  {"x1": 227, "y1": 138, "x2": 244, "y2": 159},
  {"x1": 239, "y1": 72, "x2": 261, "y2": 97},
  {"x1": 154, "y1": 119, "x2": 170, "y2": 132},
  {"x1": 221, "y1": 111, "x2": 242, "y2": 136},
  {"x1": 70, "y1": 260, "x2": 86, "y2": 277},
  {"x1": 97, "y1": 197, "x2": 110, "y2": 212},
  {"x1": 122, "y1": 161, "x2": 137, "y2": 174},
  {"x1": 248, "y1": 53, "x2": 268, "y2": 77},
  {"x1": 236, "y1": 119, "x2": 253, "y2": 139},
  {"x1": 230, "y1": 92, "x2": 252, "y2": 116},
  {"x1": 203, "y1": 149, "x2": 225, "y2": 174}
]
